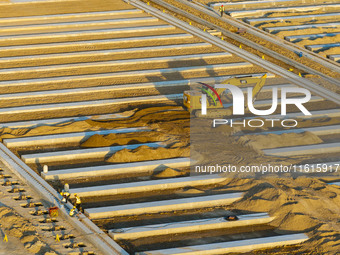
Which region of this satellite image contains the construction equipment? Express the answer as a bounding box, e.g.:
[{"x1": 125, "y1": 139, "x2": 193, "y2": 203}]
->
[{"x1": 183, "y1": 74, "x2": 267, "y2": 117}]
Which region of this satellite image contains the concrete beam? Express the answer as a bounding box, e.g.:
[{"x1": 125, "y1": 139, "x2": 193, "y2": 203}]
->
[
  {"x1": 0, "y1": 114, "x2": 126, "y2": 128},
  {"x1": 0, "y1": 93, "x2": 183, "y2": 118},
  {"x1": 0, "y1": 72, "x2": 276, "y2": 102},
  {"x1": 263, "y1": 142, "x2": 340, "y2": 156},
  {"x1": 3, "y1": 127, "x2": 148, "y2": 148},
  {"x1": 238, "y1": 124, "x2": 340, "y2": 136},
  {"x1": 224, "y1": 96, "x2": 323, "y2": 108},
  {"x1": 0, "y1": 10, "x2": 143, "y2": 26},
  {"x1": 85, "y1": 193, "x2": 243, "y2": 219},
  {"x1": 211, "y1": 0, "x2": 336, "y2": 8},
  {"x1": 0, "y1": 17, "x2": 160, "y2": 36},
  {"x1": 42, "y1": 157, "x2": 191, "y2": 181},
  {"x1": 263, "y1": 108, "x2": 340, "y2": 119},
  {"x1": 110, "y1": 213, "x2": 274, "y2": 241},
  {"x1": 265, "y1": 22, "x2": 340, "y2": 33},
  {"x1": 70, "y1": 175, "x2": 224, "y2": 198},
  {"x1": 328, "y1": 54, "x2": 340, "y2": 61},
  {"x1": 247, "y1": 13, "x2": 340, "y2": 25},
  {"x1": 285, "y1": 32, "x2": 340, "y2": 42},
  {"x1": 229, "y1": 5, "x2": 340, "y2": 18},
  {"x1": 136, "y1": 234, "x2": 308, "y2": 255},
  {"x1": 21, "y1": 142, "x2": 165, "y2": 164},
  {"x1": 306, "y1": 43, "x2": 340, "y2": 51}
]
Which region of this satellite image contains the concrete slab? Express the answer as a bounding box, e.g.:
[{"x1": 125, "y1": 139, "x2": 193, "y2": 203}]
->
[
  {"x1": 306, "y1": 43, "x2": 340, "y2": 51},
  {"x1": 211, "y1": 0, "x2": 336, "y2": 8},
  {"x1": 328, "y1": 54, "x2": 340, "y2": 61},
  {"x1": 21, "y1": 142, "x2": 165, "y2": 164},
  {"x1": 3, "y1": 127, "x2": 149, "y2": 148},
  {"x1": 265, "y1": 22, "x2": 340, "y2": 33},
  {"x1": 69, "y1": 175, "x2": 225, "y2": 197},
  {"x1": 0, "y1": 114, "x2": 127, "y2": 128},
  {"x1": 42, "y1": 158, "x2": 191, "y2": 181},
  {"x1": 0, "y1": 10, "x2": 143, "y2": 26},
  {"x1": 285, "y1": 32, "x2": 340, "y2": 42},
  {"x1": 239, "y1": 124, "x2": 340, "y2": 136},
  {"x1": 211, "y1": 0, "x2": 296, "y2": 8},
  {"x1": 0, "y1": 17, "x2": 160, "y2": 35},
  {"x1": 0, "y1": 73, "x2": 276, "y2": 102},
  {"x1": 0, "y1": 62, "x2": 252, "y2": 91},
  {"x1": 229, "y1": 4, "x2": 340, "y2": 18},
  {"x1": 0, "y1": 52, "x2": 232, "y2": 75},
  {"x1": 0, "y1": 24, "x2": 176, "y2": 43},
  {"x1": 0, "y1": 94, "x2": 183, "y2": 117},
  {"x1": 246, "y1": 13, "x2": 340, "y2": 25},
  {"x1": 263, "y1": 108, "x2": 340, "y2": 119},
  {"x1": 263, "y1": 142, "x2": 340, "y2": 156},
  {"x1": 224, "y1": 96, "x2": 322, "y2": 108},
  {"x1": 85, "y1": 193, "x2": 243, "y2": 219},
  {"x1": 136, "y1": 234, "x2": 308, "y2": 254},
  {"x1": 0, "y1": 42, "x2": 212, "y2": 63},
  {"x1": 110, "y1": 213, "x2": 274, "y2": 240}
]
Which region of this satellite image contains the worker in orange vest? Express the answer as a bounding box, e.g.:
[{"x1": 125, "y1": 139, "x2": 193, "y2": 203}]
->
[{"x1": 219, "y1": 5, "x2": 225, "y2": 17}]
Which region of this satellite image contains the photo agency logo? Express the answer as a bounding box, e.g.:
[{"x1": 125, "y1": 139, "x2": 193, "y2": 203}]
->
[{"x1": 187, "y1": 75, "x2": 312, "y2": 128}]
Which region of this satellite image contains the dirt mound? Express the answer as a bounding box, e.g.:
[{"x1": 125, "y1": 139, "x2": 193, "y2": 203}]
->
[
  {"x1": 242, "y1": 132, "x2": 323, "y2": 150},
  {"x1": 232, "y1": 177, "x2": 340, "y2": 254},
  {"x1": 152, "y1": 167, "x2": 186, "y2": 178},
  {"x1": 106, "y1": 145, "x2": 190, "y2": 163}
]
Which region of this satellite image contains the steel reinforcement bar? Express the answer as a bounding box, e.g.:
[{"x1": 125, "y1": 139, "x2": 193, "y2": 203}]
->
[
  {"x1": 126, "y1": 0, "x2": 340, "y2": 104},
  {"x1": 0, "y1": 142, "x2": 128, "y2": 255}
]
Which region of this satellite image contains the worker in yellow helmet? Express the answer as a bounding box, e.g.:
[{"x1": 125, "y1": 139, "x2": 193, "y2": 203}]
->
[
  {"x1": 60, "y1": 183, "x2": 70, "y2": 203},
  {"x1": 69, "y1": 205, "x2": 77, "y2": 217},
  {"x1": 219, "y1": 5, "x2": 225, "y2": 17},
  {"x1": 74, "y1": 194, "x2": 83, "y2": 213}
]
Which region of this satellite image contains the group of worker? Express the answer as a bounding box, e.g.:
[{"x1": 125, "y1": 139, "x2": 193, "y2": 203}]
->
[{"x1": 60, "y1": 183, "x2": 83, "y2": 217}]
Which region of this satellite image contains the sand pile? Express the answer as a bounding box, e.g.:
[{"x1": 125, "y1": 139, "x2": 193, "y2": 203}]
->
[
  {"x1": 230, "y1": 177, "x2": 340, "y2": 254},
  {"x1": 152, "y1": 167, "x2": 187, "y2": 178},
  {"x1": 241, "y1": 132, "x2": 323, "y2": 150},
  {"x1": 81, "y1": 131, "x2": 167, "y2": 147},
  {"x1": 106, "y1": 145, "x2": 190, "y2": 164},
  {"x1": 0, "y1": 206, "x2": 56, "y2": 255}
]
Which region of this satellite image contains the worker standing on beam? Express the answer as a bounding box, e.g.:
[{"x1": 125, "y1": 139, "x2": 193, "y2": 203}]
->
[{"x1": 219, "y1": 5, "x2": 225, "y2": 17}]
